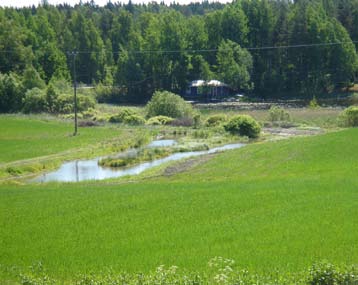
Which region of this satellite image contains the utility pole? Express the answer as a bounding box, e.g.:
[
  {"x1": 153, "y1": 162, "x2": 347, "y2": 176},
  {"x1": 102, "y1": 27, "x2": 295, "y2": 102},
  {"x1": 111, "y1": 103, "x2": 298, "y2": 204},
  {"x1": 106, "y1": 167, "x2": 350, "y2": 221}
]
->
[{"x1": 69, "y1": 51, "x2": 78, "y2": 136}]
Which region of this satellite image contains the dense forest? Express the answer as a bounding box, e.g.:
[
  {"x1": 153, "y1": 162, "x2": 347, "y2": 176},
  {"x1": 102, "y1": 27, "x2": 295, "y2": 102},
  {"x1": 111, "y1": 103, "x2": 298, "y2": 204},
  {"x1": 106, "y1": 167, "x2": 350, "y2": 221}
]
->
[{"x1": 0, "y1": 0, "x2": 358, "y2": 111}]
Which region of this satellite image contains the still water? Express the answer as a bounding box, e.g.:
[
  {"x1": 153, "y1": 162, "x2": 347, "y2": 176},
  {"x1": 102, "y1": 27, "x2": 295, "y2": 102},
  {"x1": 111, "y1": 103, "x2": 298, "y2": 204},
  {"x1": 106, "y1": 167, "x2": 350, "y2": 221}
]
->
[{"x1": 32, "y1": 141, "x2": 245, "y2": 183}]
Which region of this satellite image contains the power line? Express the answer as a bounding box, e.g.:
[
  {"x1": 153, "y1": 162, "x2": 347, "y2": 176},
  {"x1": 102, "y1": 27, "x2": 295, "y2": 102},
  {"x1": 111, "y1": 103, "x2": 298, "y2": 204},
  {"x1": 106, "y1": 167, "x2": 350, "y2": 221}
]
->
[{"x1": 0, "y1": 40, "x2": 357, "y2": 55}]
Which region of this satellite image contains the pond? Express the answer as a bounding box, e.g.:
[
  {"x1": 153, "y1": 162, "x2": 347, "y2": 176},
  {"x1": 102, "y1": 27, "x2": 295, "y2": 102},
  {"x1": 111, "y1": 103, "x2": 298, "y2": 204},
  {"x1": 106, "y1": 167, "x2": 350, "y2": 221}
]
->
[{"x1": 31, "y1": 141, "x2": 245, "y2": 183}]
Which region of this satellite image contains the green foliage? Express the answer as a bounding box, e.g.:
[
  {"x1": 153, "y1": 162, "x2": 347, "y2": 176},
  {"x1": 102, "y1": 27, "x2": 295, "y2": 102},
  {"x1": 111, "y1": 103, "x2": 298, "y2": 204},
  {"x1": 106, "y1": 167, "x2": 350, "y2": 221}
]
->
[
  {"x1": 99, "y1": 147, "x2": 171, "y2": 168},
  {"x1": 45, "y1": 84, "x2": 58, "y2": 113},
  {"x1": 122, "y1": 114, "x2": 146, "y2": 125},
  {"x1": 224, "y1": 115, "x2": 261, "y2": 138},
  {"x1": 22, "y1": 65, "x2": 46, "y2": 91},
  {"x1": 268, "y1": 105, "x2": 290, "y2": 122},
  {"x1": 338, "y1": 106, "x2": 358, "y2": 127},
  {"x1": 22, "y1": 88, "x2": 47, "y2": 114},
  {"x1": 54, "y1": 94, "x2": 73, "y2": 114},
  {"x1": 1, "y1": 1, "x2": 358, "y2": 106},
  {"x1": 5, "y1": 166, "x2": 22, "y2": 176},
  {"x1": 146, "y1": 115, "x2": 174, "y2": 125},
  {"x1": 94, "y1": 84, "x2": 123, "y2": 104},
  {"x1": 146, "y1": 91, "x2": 194, "y2": 119},
  {"x1": 206, "y1": 114, "x2": 228, "y2": 126},
  {"x1": 45, "y1": 94, "x2": 95, "y2": 114},
  {"x1": 109, "y1": 108, "x2": 138, "y2": 123},
  {"x1": 0, "y1": 72, "x2": 24, "y2": 112},
  {"x1": 216, "y1": 40, "x2": 253, "y2": 91},
  {"x1": 309, "y1": 96, "x2": 320, "y2": 109},
  {"x1": 193, "y1": 129, "x2": 210, "y2": 139}
]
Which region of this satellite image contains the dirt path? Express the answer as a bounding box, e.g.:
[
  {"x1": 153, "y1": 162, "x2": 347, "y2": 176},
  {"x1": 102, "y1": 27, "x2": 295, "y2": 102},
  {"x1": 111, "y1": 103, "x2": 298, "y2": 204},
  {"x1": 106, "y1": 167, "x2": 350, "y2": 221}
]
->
[
  {"x1": 263, "y1": 127, "x2": 324, "y2": 137},
  {"x1": 163, "y1": 153, "x2": 217, "y2": 176}
]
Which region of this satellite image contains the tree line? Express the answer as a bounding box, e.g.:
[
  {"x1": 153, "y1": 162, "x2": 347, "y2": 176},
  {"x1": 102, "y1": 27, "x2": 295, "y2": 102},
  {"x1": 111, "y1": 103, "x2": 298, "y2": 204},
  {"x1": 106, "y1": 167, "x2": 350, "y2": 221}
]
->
[{"x1": 0, "y1": 0, "x2": 358, "y2": 111}]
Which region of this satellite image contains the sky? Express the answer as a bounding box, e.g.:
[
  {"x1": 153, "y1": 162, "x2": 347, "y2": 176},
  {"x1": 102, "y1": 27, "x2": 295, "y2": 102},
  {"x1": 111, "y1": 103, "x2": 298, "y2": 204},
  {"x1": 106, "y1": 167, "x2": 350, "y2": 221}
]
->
[{"x1": 0, "y1": 0, "x2": 230, "y2": 7}]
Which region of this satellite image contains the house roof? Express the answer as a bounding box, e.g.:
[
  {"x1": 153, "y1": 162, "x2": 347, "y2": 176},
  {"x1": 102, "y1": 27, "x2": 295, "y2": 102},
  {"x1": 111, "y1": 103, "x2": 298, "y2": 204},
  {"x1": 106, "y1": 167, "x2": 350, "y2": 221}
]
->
[
  {"x1": 189, "y1": 80, "x2": 228, "y2": 87},
  {"x1": 207, "y1": 80, "x2": 228, "y2": 87},
  {"x1": 190, "y1": 80, "x2": 206, "y2": 87}
]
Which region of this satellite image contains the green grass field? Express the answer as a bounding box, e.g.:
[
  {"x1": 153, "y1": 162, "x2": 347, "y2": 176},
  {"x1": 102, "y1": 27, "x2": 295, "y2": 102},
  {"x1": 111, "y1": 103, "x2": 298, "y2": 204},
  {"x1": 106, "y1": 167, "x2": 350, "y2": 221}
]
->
[
  {"x1": 0, "y1": 115, "x2": 125, "y2": 163},
  {"x1": 1, "y1": 116, "x2": 358, "y2": 282}
]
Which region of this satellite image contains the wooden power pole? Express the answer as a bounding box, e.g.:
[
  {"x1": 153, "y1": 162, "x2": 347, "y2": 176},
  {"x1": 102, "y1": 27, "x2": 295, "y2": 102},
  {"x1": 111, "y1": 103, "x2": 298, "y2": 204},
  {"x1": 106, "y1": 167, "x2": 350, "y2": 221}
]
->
[{"x1": 69, "y1": 51, "x2": 78, "y2": 136}]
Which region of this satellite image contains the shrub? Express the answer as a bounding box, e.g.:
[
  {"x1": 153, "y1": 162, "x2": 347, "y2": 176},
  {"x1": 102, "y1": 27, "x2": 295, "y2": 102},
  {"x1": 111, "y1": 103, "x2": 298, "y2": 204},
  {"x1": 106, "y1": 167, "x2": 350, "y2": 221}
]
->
[
  {"x1": 54, "y1": 94, "x2": 73, "y2": 113},
  {"x1": 308, "y1": 96, "x2": 319, "y2": 108},
  {"x1": 95, "y1": 84, "x2": 124, "y2": 104},
  {"x1": 77, "y1": 95, "x2": 96, "y2": 112},
  {"x1": 268, "y1": 105, "x2": 290, "y2": 122},
  {"x1": 81, "y1": 107, "x2": 98, "y2": 119},
  {"x1": 146, "y1": 115, "x2": 174, "y2": 125},
  {"x1": 123, "y1": 114, "x2": 146, "y2": 125},
  {"x1": 146, "y1": 91, "x2": 193, "y2": 119},
  {"x1": 54, "y1": 94, "x2": 95, "y2": 114},
  {"x1": 206, "y1": 114, "x2": 227, "y2": 127},
  {"x1": 22, "y1": 88, "x2": 47, "y2": 113},
  {"x1": 224, "y1": 115, "x2": 261, "y2": 138},
  {"x1": 109, "y1": 108, "x2": 138, "y2": 123},
  {"x1": 339, "y1": 106, "x2": 358, "y2": 127}
]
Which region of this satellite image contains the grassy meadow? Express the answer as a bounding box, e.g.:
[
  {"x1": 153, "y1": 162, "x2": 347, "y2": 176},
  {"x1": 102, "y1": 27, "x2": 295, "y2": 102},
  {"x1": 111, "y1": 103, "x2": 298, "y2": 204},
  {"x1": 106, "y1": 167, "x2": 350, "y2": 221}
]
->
[
  {"x1": 1, "y1": 107, "x2": 358, "y2": 283},
  {"x1": 0, "y1": 115, "x2": 126, "y2": 163}
]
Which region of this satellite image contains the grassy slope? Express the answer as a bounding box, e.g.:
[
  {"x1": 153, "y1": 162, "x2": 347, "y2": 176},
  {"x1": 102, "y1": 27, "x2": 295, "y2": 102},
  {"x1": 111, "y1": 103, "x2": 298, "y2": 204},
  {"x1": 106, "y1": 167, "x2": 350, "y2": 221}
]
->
[
  {"x1": 1, "y1": 128, "x2": 358, "y2": 279},
  {"x1": 0, "y1": 115, "x2": 123, "y2": 163}
]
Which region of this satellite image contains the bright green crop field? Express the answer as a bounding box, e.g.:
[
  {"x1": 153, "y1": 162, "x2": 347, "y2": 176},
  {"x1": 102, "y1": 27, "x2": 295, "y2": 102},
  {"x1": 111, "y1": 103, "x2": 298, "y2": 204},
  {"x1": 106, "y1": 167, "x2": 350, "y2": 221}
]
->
[
  {"x1": 1, "y1": 117, "x2": 358, "y2": 283},
  {"x1": 0, "y1": 115, "x2": 124, "y2": 163}
]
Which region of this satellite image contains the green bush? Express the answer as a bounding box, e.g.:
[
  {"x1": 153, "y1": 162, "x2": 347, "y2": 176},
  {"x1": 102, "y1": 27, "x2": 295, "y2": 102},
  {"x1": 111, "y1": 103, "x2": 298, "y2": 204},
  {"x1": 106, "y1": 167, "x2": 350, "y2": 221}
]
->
[
  {"x1": 95, "y1": 84, "x2": 123, "y2": 104},
  {"x1": 339, "y1": 106, "x2": 358, "y2": 127},
  {"x1": 146, "y1": 115, "x2": 174, "y2": 125},
  {"x1": 224, "y1": 115, "x2": 261, "y2": 138},
  {"x1": 308, "y1": 96, "x2": 319, "y2": 108},
  {"x1": 54, "y1": 94, "x2": 95, "y2": 114},
  {"x1": 146, "y1": 91, "x2": 193, "y2": 119},
  {"x1": 81, "y1": 107, "x2": 98, "y2": 119},
  {"x1": 77, "y1": 95, "x2": 96, "y2": 112},
  {"x1": 206, "y1": 114, "x2": 228, "y2": 126},
  {"x1": 123, "y1": 114, "x2": 146, "y2": 125},
  {"x1": 109, "y1": 108, "x2": 138, "y2": 123},
  {"x1": 268, "y1": 105, "x2": 290, "y2": 122},
  {"x1": 22, "y1": 88, "x2": 47, "y2": 113}
]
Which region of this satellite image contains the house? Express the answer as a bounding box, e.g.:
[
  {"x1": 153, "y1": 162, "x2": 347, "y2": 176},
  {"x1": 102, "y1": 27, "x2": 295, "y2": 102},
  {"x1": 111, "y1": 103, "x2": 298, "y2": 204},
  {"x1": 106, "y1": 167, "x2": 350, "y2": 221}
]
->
[{"x1": 185, "y1": 79, "x2": 233, "y2": 101}]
